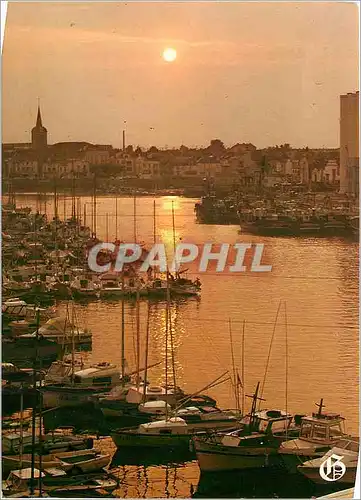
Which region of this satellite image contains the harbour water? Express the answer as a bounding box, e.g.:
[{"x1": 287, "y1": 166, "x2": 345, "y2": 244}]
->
[{"x1": 9, "y1": 194, "x2": 360, "y2": 498}]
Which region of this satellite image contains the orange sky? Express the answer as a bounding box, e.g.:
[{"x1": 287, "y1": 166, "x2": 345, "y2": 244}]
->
[{"x1": 2, "y1": 2, "x2": 359, "y2": 148}]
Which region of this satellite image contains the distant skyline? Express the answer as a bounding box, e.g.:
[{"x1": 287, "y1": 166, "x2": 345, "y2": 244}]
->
[{"x1": 2, "y1": 2, "x2": 359, "y2": 149}]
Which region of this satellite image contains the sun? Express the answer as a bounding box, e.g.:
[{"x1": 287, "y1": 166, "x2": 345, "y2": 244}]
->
[{"x1": 162, "y1": 47, "x2": 177, "y2": 62}]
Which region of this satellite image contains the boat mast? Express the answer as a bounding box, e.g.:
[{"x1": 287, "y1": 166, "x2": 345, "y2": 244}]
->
[
  {"x1": 71, "y1": 172, "x2": 76, "y2": 220},
  {"x1": 168, "y1": 288, "x2": 177, "y2": 392},
  {"x1": 30, "y1": 309, "x2": 40, "y2": 496},
  {"x1": 229, "y1": 319, "x2": 239, "y2": 413},
  {"x1": 284, "y1": 301, "x2": 289, "y2": 437},
  {"x1": 133, "y1": 193, "x2": 137, "y2": 243},
  {"x1": 171, "y1": 201, "x2": 177, "y2": 276},
  {"x1": 71, "y1": 304, "x2": 75, "y2": 383},
  {"x1": 121, "y1": 274, "x2": 126, "y2": 383},
  {"x1": 106, "y1": 212, "x2": 109, "y2": 243},
  {"x1": 259, "y1": 300, "x2": 282, "y2": 407},
  {"x1": 19, "y1": 383, "x2": 24, "y2": 470},
  {"x1": 153, "y1": 200, "x2": 156, "y2": 245},
  {"x1": 316, "y1": 398, "x2": 325, "y2": 416},
  {"x1": 241, "y1": 319, "x2": 246, "y2": 415},
  {"x1": 92, "y1": 174, "x2": 97, "y2": 237},
  {"x1": 165, "y1": 276, "x2": 169, "y2": 420},
  {"x1": 115, "y1": 196, "x2": 118, "y2": 241},
  {"x1": 142, "y1": 303, "x2": 151, "y2": 403},
  {"x1": 136, "y1": 288, "x2": 140, "y2": 390}
]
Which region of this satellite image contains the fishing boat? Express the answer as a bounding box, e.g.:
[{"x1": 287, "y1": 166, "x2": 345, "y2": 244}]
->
[
  {"x1": 297, "y1": 437, "x2": 359, "y2": 485},
  {"x1": 279, "y1": 401, "x2": 348, "y2": 472},
  {"x1": 3, "y1": 448, "x2": 110, "y2": 476},
  {"x1": 2, "y1": 431, "x2": 93, "y2": 455},
  {"x1": 97, "y1": 383, "x2": 181, "y2": 418},
  {"x1": 2, "y1": 468, "x2": 118, "y2": 497},
  {"x1": 192, "y1": 408, "x2": 300, "y2": 471},
  {"x1": 98, "y1": 273, "x2": 147, "y2": 298},
  {"x1": 34, "y1": 317, "x2": 92, "y2": 346},
  {"x1": 2, "y1": 299, "x2": 28, "y2": 320},
  {"x1": 111, "y1": 405, "x2": 241, "y2": 450},
  {"x1": 2, "y1": 335, "x2": 61, "y2": 369},
  {"x1": 97, "y1": 382, "x2": 217, "y2": 418},
  {"x1": 111, "y1": 417, "x2": 192, "y2": 449},
  {"x1": 70, "y1": 276, "x2": 100, "y2": 299},
  {"x1": 174, "y1": 405, "x2": 239, "y2": 430},
  {"x1": 42, "y1": 362, "x2": 121, "y2": 408}
]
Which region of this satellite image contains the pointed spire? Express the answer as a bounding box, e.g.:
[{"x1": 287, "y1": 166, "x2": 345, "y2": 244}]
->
[{"x1": 36, "y1": 103, "x2": 43, "y2": 127}]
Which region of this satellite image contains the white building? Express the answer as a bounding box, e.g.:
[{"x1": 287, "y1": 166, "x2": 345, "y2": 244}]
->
[
  {"x1": 114, "y1": 152, "x2": 136, "y2": 175},
  {"x1": 43, "y1": 160, "x2": 90, "y2": 178},
  {"x1": 323, "y1": 159, "x2": 340, "y2": 184},
  {"x1": 136, "y1": 157, "x2": 161, "y2": 178},
  {"x1": 84, "y1": 149, "x2": 111, "y2": 165}
]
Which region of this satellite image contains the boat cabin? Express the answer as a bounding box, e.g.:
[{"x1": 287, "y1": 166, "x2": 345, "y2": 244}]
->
[
  {"x1": 45, "y1": 360, "x2": 84, "y2": 384},
  {"x1": 4, "y1": 468, "x2": 44, "y2": 492},
  {"x1": 242, "y1": 409, "x2": 294, "y2": 434},
  {"x1": 139, "y1": 417, "x2": 188, "y2": 435},
  {"x1": 139, "y1": 400, "x2": 171, "y2": 415},
  {"x1": 299, "y1": 412, "x2": 345, "y2": 444},
  {"x1": 2, "y1": 299, "x2": 28, "y2": 318},
  {"x1": 2, "y1": 432, "x2": 39, "y2": 454},
  {"x1": 72, "y1": 363, "x2": 120, "y2": 388},
  {"x1": 126, "y1": 385, "x2": 177, "y2": 405}
]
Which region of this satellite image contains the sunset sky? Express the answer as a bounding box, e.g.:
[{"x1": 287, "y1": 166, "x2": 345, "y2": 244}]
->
[{"x1": 2, "y1": 2, "x2": 359, "y2": 149}]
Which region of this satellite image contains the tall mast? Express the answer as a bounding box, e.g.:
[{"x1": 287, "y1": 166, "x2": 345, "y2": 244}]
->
[
  {"x1": 133, "y1": 194, "x2": 137, "y2": 243},
  {"x1": 19, "y1": 384, "x2": 24, "y2": 470},
  {"x1": 136, "y1": 288, "x2": 140, "y2": 389},
  {"x1": 171, "y1": 201, "x2": 176, "y2": 274},
  {"x1": 229, "y1": 319, "x2": 239, "y2": 412},
  {"x1": 121, "y1": 275, "x2": 126, "y2": 382},
  {"x1": 165, "y1": 276, "x2": 169, "y2": 421},
  {"x1": 153, "y1": 200, "x2": 156, "y2": 244},
  {"x1": 106, "y1": 213, "x2": 109, "y2": 243},
  {"x1": 241, "y1": 319, "x2": 246, "y2": 415},
  {"x1": 115, "y1": 196, "x2": 118, "y2": 241},
  {"x1": 92, "y1": 174, "x2": 97, "y2": 237},
  {"x1": 142, "y1": 303, "x2": 150, "y2": 403},
  {"x1": 30, "y1": 309, "x2": 40, "y2": 496}
]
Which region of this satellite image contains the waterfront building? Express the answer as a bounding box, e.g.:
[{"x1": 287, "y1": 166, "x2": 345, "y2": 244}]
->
[{"x1": 340, "y1": 91, "x2": 359, "y2": 195}]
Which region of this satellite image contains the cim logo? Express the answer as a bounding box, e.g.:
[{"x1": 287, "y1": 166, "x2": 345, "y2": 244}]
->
[{"x1": 319, "y1": 454, "x2": 346, "y2": 482}]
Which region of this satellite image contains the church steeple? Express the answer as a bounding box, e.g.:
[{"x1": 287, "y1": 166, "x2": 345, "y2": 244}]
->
[
  {"x1": 31, "y1": 102, "x2": 48, "y2": 178},
  {"x1": 36, "y1": 105, "x2": 43, "y2": 127},
  {"x1": 31, "y1": 103, "x2": 48, "y2": 152}
]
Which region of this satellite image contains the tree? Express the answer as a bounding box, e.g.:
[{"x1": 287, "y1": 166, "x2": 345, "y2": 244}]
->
[{"x1": 207, "y1": 139, "x2": 225, "y2": 157}]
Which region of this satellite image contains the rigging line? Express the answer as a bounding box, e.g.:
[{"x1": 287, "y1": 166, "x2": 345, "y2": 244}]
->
[
  {"x1": 259, "y1": 300, "x2": 283, "y2": 406},
  {"x1": 160, "y1": 272, "x2": 352, "y2": 280},
  {"x1": 285, "y1": 300, "x2": 289, "y2": 440},
  {"x1": 229, "y1": 318, "x2": 239, "y2": 412},
  {"x1": 166, "y1": 316, "x2": 359, "y2": 330},
  {"x1": 103, "y1": 318, "x2": 358, "y2": 331}
]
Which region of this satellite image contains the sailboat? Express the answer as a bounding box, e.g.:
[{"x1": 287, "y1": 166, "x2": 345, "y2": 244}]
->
[
  {"x1": 111, "y1": 289, "x2": 238, "y2": 449},
  {"x1": 192, "y1": 383, "x2": 301, "y2": 472},
  {"x1": 279, "y1": 400, "x2": 350, "y2": 473}
]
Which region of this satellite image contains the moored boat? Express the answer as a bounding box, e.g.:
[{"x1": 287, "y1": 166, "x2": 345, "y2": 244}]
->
[
  {"x1": 42, "y1": 362, "x2": 121, "y2": 408},
  {"x1": 192, "y1": 409, "x2": 300, "y2": 472},
  {"x1": 297, "y1": 437, "x2": 359, "y2": 485},
  {"x1": 279, "y1": 404, "x2": 349, "y2": 473}
]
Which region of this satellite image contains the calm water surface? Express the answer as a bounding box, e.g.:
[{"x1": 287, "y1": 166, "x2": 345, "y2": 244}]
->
[{"x1": 14, "y1": 194, "x2": 359, "y2": 498}]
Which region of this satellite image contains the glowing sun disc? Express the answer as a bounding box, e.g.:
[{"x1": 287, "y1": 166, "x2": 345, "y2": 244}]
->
[{"x1": 162, "y1": 47, "x2": 177, "y2": 62}]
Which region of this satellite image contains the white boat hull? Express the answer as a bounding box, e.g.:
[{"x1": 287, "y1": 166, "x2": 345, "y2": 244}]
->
[
  {"x1": 298, "y1": 465, "x2": 357, "y2": 485},
  {"x1": 194, "y1": 440, "x2": 279, "y2": 471}
]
